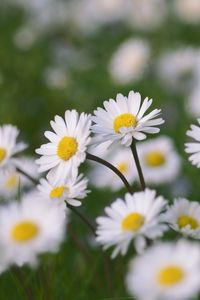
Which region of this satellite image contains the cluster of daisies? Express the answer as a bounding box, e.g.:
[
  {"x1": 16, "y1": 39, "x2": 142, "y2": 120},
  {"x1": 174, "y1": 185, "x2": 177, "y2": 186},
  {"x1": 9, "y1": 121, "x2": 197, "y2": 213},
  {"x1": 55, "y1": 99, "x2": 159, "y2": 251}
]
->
[{"x1": 1, "y1": 90, "x2": 200, "y2": 299}]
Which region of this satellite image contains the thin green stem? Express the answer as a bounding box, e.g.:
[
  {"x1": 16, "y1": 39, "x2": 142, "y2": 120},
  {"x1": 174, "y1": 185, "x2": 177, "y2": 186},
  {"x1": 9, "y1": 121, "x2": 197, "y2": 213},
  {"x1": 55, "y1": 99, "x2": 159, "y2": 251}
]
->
[
  {"x1": 130, "y1": 140, "x2": 146, "y2": 191},
  {"x1": 16, "y1": 167, "x2": 39, "y2": 185}
]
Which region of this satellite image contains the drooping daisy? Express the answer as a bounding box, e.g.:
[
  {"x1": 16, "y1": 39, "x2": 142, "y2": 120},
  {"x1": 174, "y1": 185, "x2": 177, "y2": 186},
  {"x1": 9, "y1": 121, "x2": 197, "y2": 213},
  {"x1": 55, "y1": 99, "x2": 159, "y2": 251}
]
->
[
  {"x1": 0, "y1": 124, "x2": 27, "y2": 169},
  {"x1": 37, "y1": 171, "x2": 89, "y2": 207},
  {"x1": 137, "y1": 136, "x2": 181, "y2": 185},
  {"x1": 126, "y1": 239, "x2": 200, "y2": 300},
  {"x1": 109, "y1": 38, "x2": 150, "y2": 85},
  {"x1": 96, "y1": 189, "x2": 167, "y2": 258},
  {"x1": 92, "y1": 91, "x2": 164, "y2": 147},
  {"x1": 0, "y1": 192, "x2": 67, "y2": 267},
  {"x1": 185, "y1": 119, "x2": 200, "y2": 168},
  {"x1": 162, "y1": 198, "x2": 200, "y2": 239},
  {"x1": 174, "y1": 0, "x2": 200, "y2": 24},
  {"x1": 89, "y1": 147, "x2": 135, "y2": 191},
  {"x1": 36, "y1": 110, "x2": 91, "y2": 182}
]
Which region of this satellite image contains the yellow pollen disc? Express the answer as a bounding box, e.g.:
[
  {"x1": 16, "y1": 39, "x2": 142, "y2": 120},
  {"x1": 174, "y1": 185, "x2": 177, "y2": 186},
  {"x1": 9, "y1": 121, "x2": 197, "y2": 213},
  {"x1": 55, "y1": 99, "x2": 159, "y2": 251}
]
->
[
  {"x1": 50, "y1": 186, "x2": 65, "y2": 198},
  {"x1": 158, "y1": 265, "x2": 184, "y2": 286},
  {"x1": 5, "y1": 175, "x2": 18, "y2": 189},
  {"x1": 11, "y1": 221, "x2": 39, "y2": 242},
  {"x1": 113, "y1": 113, "x2": 137, "y2": 133},
  {"x1": 0, "y1": 147, "x2": 7, "y2": 163},
  {"x1": 122, "y1": 212, "x2": 145, "y2": 231},
  {"x1": 144, "y1": 151, "x2": 165, "y2": 167},
  {"x1": 57, "y1": 136, "x2": 78, "y2": 161},
  {"x1": 117, "y1": 162, "x2": 128, "y2": 174},
  {"x1": 178, "y1": 215, "x2": 198, "y2": 230}
]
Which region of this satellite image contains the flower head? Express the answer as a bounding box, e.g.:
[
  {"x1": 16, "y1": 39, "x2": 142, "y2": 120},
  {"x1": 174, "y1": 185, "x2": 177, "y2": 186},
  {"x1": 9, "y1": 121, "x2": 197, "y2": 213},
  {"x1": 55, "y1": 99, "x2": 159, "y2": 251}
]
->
[{"x1": 185, "y1": 119, "x2": 200, "y2": 168}]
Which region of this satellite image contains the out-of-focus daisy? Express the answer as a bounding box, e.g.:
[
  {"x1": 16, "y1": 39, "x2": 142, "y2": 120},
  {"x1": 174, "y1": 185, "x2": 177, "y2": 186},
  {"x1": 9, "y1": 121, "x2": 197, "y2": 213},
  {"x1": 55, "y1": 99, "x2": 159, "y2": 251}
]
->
[
  {"x1": 37, "y1": 171, "x2": 89, "y2": 207},
  {"x1": 163, "y1": 198, "x2": 200, "y2": 239},
  {"x1": 174, "y1": 0, "x2": 200, "y2": 24},
  {"x1": 36, "y1": 110, "x2": 91, "y2": 182},
  {"x1": 126, "y1": 239, "x2": 200, "y2": 300},
  {"x1": 43, "y1": 66, "x2": 69, "y2": 89},
  {"x1": 186, "y1": 87, "x2": 200, "y2": 118},
  {"x1": 0, "y1": 125, "x2": 27, "y2": 169},
  {"x1": 137, "y1": 136, "x2": 181, "y2": 185},
  {"x1": 89, "y1": 147, "x2": 135, "y2": 191},
  {"x1": 92, "y1": 91, "x2": 164, "y2": 147},
  {"x1": 109, "y1": 38, "x2": 150, "y2": 85},
  {"x1": 185, "y1": 119, "x2": 200, "y2": 168},
  {"x1": 96, "y1": 189, "x2": 167, "y2": 258},
  {"x1": 0, "y1": 192, "x2": 67, "y2": 267}
]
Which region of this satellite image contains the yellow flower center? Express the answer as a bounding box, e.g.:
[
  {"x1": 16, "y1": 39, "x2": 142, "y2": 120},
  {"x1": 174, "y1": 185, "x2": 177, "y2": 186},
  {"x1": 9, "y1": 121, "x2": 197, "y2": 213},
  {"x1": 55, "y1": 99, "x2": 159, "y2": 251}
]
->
[
  {"x1": 178, "y1": 215, "x2": 198, "y2": 230},
  {"x1": 11, "y1": 221, "x2": 39, "y2": 243},
  {"x1": 113, "y1": 113, "x2": 137, "y2": 133},
  {"x1": 57, "y1": 136, "x2": 78, "y2": 161},
  {"x1": 144, "y1": 151, "x2": 165, "y2": 167},
  {"x1": 50, "y1": 186, "x2": 65, "y2": 198},
  {"x1": 5, "y1": 175, "x2": 18, "y2": 189},
  {"x1": 117, "y1": 162, "x2": 128, "y2": 174},
  {"x1": 0, "y1": 147, "x2": 7, "y2": 163},
  {"x1": 158, "y1": 265, "x2": 184, "y2": 286},
  {"x1": 122, "y1": 212, "x2": 145, "y2": 231}
]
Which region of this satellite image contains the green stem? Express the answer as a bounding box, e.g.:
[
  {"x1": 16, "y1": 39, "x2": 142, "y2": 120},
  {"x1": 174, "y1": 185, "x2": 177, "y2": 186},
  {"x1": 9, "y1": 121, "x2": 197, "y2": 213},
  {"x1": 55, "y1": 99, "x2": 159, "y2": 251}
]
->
[{"x1": 130, "y1": 140, "x2": 146, "y2": 191}]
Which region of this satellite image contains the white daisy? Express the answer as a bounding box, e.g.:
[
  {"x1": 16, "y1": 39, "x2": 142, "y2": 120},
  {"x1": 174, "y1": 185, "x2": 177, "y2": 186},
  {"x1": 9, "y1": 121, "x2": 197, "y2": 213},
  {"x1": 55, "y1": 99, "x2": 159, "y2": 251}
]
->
[
  {"x1": 162, "y1": 198, "x2": 200, "y2": 239},
  {"x1": 0, "y1": 124, "x2": 27, "y2": 169},
  {"x1": 185, "y1": 119, "x2": 200, "y2": 168},
  {"x1": 174, "y1": 0, "x2": 200, "y2": 24},
  {"x1": 186, "y1": 86, "x2": 200, "y2": 118},
  {"x1": 92, "y1": 90, "x2": 164, "y2": 147},
  {"x1": 36, "y1": 110, "x2": 91, "y2": 182},
  {"x1": 126, "y1": 239, "x2": 200, "y2": 300},
  {"x1": 137, "y1": 136, "x2": 181, "y2": 185},
  {"x1": 89, "y1": 147, "x2": 135, "y2": 191},
  {"x1": 109, "y1": 38, "x2": 150, "y2": 85},
  {"x1": 96, "y1": 189, "x2": 167, "y2": 258},
  {"x1": 0, "y1": 192, "x2": 67, "y2": 267},
  {"x1": 37, "y1": 171, "x2": 89, "y2": 207}
]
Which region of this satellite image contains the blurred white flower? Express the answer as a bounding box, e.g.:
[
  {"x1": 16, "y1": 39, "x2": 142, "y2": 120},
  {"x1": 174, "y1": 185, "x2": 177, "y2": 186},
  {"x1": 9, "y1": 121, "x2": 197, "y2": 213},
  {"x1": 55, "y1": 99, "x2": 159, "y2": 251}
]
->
[
  {"x1": 126, "y1": 239, "x2": 200, "y2": 300},
  {"x1": 186, "y1": 86, "x2": 200, "y2": 118},
  {"x1": 13, "y1": 26, "x2": 37, "y2": 51},
  {"x1": 36, "y1": 110, "x2": 91, "y2": 182},
  {"x1": 96, "y1": 189, "x2": 167, "y2": 258},
  {"x1": 174, "y1": 0, "x2": 200, "y2": 24},
  {"x1": 92, "y1": 91, "x2": 164, "y2": 147},
  {"x1": 163, "y1": 198, "x2": 200, "y2": 239},
  {"x1": 109, "y1": 38, "x2": 151, "y2": 85},
  {"x1": 137, "y1": 136, "x2": 181, "y2": 185},
  {"x1": 43, "y1": 67, "x2": 69, "y2": 89},
  {"x1": 185, "y1": 119, "x2": 200, "y2": 168}
]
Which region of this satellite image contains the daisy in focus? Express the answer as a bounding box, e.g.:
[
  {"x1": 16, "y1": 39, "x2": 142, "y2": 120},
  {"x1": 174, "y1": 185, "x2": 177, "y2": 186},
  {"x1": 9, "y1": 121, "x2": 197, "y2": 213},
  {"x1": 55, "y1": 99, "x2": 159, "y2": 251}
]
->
[
  {"x1": 185, "y1": 119, "x2": 200, "y2": 167},
  {"x1": 36, "y1": 110, "x2": 91, "y2": 182},
  {"x1": 37, "y1": 171, "x2": 89, "y2": 207},
  {"x1": 0, "y1": 124, "x2": 27, "y2": 169},
  {"x1": 96, "y1": 189, "x2": 167, "y2": 258},
  {"x1": 92, "y1": 91, "x2": 164, "y2": 147},
  {"x1": 137, "y1": 136, "x2": 181, "y2": 185},
  {"x1": 0, "y1": 192, "x2": 67, "y2": 267},
  {"x1": 126, "y1": 239, "x2": 200, "y2": 300},
  {"x1": 162, "y1": 198, "x2": 200, "y2": 239}
]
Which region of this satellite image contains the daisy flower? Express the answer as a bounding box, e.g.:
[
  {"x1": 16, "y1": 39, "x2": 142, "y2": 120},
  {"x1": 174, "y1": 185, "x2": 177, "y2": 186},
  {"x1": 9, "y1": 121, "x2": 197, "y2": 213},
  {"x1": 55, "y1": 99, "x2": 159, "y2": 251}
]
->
[
  {"x1": 109, "y1": 38, "x2": 150, "y2": 85},
  {"x1": 162, "y1": 198, "x2": 200, "y2": 239},
  {"x1": 89, "y1": 147, "x2": 135, "y2": 191},
  {"x1": 37, "y1": 171, "x2": 89, "y2": 207},
  {"x1": 0, "y1": 124, "x2": 27, "y2": 169},
  {"x1": 174, "y1": 0, "x2": 200, "y2": 24},
  {"x1": 126, "y1": 239, "x2": 200, "y2": 300},
  {"x1": 0, "y1": 192, "x2": 67, "y2": 267},
  {"x1": 92, "y1": 90, "x2": 164, "y2": 147},
  {"x1": 96, "y1": 189, "x2": 167, "y2": 258},
  {"x1": 36, "y1": 110, "x2": 91, "y2": 182},
  {"x1": 185, "y1": 119, "x2": 200, "y2": 168},
  {"x1": 137, "y1": 136, "x2": 181, "y2": 185},
  {"x1": 186, "y1": 87, "x2": 200, "y2": 118}
]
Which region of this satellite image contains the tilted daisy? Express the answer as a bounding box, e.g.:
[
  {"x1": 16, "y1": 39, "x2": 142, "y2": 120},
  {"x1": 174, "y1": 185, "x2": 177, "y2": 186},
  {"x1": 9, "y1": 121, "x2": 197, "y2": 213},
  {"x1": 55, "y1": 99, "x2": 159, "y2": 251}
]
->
[
  {"x1": 126, "y1": 239, "x2": 200, "y2": 300},
  {"x1": 96, "y1": 189, "x2": 167, "y2": 258},
  {"x1": 37, "y1": 171, "x2": 89, "y2": 207},
  {"x1": 185, "y1": 119, "x2": 200, "y2": 167},
  {"x1": 0, "y1": 124, "x2": 27, "y2": 169},
  {"x1": 92, "y1": 91, "x2": 164, "y2": 147},
  {"x1": 0, "y1": 192, "x2": 67, "y2": 267},
  {"x1": 162, "y1": 198, "x2": 200, "y2": 239},
  {"x1": 137, "y1": 136, "x2": 181, "y2": 185},
  {"x1": 36, "y1": 110, "x2": 91, "y2": 182},
  {"x1": 89, "y1": 147, "x2": 135, "y2": 191}
]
